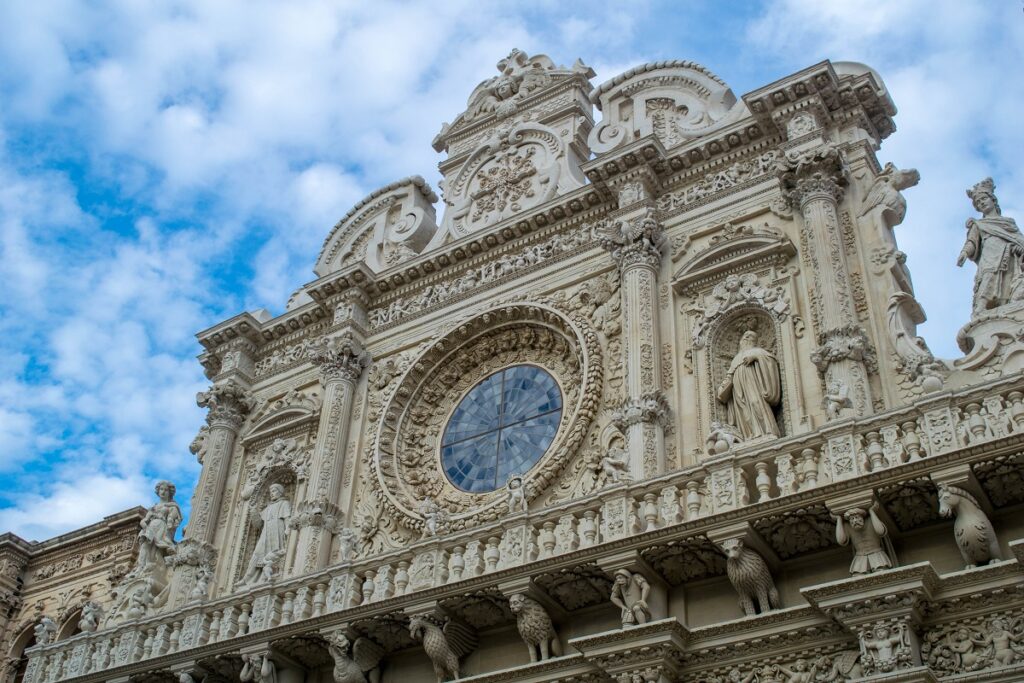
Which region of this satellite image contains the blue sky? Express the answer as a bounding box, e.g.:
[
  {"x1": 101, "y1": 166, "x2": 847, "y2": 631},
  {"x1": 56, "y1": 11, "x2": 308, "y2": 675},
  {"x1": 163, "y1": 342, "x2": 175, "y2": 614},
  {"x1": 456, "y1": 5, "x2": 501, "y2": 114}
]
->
[{"x1": 0, "y1": 1, "x2": 1021, "y2": 541}]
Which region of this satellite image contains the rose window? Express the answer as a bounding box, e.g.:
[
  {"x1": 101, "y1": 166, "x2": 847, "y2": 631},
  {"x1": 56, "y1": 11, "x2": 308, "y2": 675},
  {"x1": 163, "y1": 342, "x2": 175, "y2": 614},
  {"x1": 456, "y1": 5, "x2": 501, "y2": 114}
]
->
[{"x1": 441, "y1": 365, "x2": 562, "y2": 493}]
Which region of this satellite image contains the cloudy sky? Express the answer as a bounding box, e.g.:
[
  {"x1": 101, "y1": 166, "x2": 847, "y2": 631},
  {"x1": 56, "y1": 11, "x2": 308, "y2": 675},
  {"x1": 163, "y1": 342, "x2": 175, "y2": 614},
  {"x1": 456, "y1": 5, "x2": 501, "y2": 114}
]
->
[{"x1": 0, "y1": 1, "x2": 1020, "y2": 541}]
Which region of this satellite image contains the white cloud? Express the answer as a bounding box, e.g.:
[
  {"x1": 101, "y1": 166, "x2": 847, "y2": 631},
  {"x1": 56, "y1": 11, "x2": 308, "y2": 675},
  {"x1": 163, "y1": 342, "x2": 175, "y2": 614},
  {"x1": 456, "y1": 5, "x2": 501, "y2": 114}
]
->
[{"x1": 0, "y1": 0, "x2": 1019, "y2": 540}]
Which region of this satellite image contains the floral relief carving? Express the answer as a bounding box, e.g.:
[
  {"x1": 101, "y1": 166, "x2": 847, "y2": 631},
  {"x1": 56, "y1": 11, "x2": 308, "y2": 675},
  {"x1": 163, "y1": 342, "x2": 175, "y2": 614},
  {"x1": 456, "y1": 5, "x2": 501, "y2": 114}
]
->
[{"x1": 657, "y1": 152, "x2": 778, "y2": 213}]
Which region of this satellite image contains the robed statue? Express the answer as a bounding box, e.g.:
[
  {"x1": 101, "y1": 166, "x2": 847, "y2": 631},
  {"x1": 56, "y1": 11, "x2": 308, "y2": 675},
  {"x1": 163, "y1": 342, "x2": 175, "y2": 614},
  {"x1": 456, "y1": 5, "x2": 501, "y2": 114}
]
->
[
  {"x1": 716, "y1": 330, "x2": 782, "y2": 440},
  {"x1": 242, "y1": 483, "x2": 292, "y2": 586},
  {"x1": 130, "y1": 480, "x2": 182, "y2": 577},
  {"x1": 957, "y1": 177, "x2": 1024, "y2": 315}
]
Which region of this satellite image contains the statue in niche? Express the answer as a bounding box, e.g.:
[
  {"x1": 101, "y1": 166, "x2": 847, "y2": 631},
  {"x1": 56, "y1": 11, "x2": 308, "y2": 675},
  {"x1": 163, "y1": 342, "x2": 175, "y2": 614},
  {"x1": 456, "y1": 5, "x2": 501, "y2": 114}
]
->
[
  {"x1": 833, "y1": 504, "x2": 895, "y2": 575},
  {"x1": 241, "y1": 483, "x2": 292, "y2": 586},
  {"x1": 130, "y1": 480, "x2": 181, "y2": 577},
  {"x1": 716, "y1": 330, "x2": 782, "y2": 440},
  {"x1": 957, "y1": 177, "x2": 1024, "y2": 315},
  {"x1": 609, "y1": 568, "x2": 651, "y2": 627}
]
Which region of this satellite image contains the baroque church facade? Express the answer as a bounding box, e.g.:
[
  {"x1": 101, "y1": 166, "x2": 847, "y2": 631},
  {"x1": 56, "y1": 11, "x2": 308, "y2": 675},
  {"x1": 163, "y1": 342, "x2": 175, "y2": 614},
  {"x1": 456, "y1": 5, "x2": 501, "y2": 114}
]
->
[{"x1": 5, "y1": 50, "x2": 1024, "y2": 683}]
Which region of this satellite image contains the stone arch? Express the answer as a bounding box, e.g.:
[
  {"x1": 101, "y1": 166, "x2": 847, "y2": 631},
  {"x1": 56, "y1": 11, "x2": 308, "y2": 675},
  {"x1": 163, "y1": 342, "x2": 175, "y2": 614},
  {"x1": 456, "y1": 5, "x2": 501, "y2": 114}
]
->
[
  {"x1": 6, "y1": 621, "x2": 38, "y2": 683},
  {"x1": 706, "y1": 305, "x2": 789, "y2": 438},
  {"x1": 55, "y1": 608, "x2": 82, "y2": 641}
]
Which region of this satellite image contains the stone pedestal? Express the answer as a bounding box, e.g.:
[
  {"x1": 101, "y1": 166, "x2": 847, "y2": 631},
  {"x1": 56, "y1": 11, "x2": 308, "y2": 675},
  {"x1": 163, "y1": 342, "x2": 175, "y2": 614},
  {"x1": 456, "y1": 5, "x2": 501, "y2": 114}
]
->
[{"x1": 954, "y1": 301, "x2": 1024, "y2": 376}]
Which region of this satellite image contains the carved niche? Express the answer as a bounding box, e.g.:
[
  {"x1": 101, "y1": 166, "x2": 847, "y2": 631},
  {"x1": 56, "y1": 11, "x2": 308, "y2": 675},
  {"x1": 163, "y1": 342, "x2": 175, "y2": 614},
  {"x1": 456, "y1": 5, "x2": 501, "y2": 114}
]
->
[
  {"x1": 673, "y1": 221, "x2": 798, "y2": 441},
  {"x1": 370, "y1": 301, "x2": 603, "y2": 534}
]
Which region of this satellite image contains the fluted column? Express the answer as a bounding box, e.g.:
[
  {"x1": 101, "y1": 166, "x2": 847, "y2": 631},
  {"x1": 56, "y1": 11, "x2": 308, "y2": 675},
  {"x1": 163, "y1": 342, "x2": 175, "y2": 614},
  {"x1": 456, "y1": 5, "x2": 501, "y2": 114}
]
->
[
  {"x1": 779, "y1": 145, "x2": 873, "y2": 417},
  {"x1": 600, "y1": 206, "x2": 668, "y2": 480},
  {"x1": 189, "y1": 380, "x2": 253, "y2": 544},
  {"x1": 292, "y1": 331, "x2": 369, "y2": 573}
]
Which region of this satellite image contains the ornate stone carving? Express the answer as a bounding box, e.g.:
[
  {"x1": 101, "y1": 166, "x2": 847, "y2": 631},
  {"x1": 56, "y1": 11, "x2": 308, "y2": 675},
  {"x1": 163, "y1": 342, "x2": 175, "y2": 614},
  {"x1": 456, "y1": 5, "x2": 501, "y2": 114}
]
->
[
  {"x1": 33, "y1": 616, "x2": 56, "y2": 644},
  {"x1": 716, "y1": 330, "x2": 782, "y2": 440},
  {"x1": 657, "y1": 153, "x2": 778, "y2": 213},
  {"x1": 508, "y1": 593, "x2": 561, "y2": 662},
  {"x1": 196, "y1": 380, "x2": 253, "y2": 430},
  {"x1": 689, "y1": 272, "x2": 790, "y2": 348},
  {"x1": 776, "y1": 144, "x2": 846, "y2": 207},
  {"x1": 240, "y1": 651, "x2": 276, "y2": 683},
  {"x1": 595, "y1": 207, "x2": 667, "y2": 271},
  {"x1": 241, "y1": 483, "x2": 292, "y2": 586},
  {"x1": 810, "y1": 326, "x2": 874, "y2": 374},
  {"x1": 858, "y1": 162, "x2": 920, "y2": 233},
  {"x1": 859, "y1": 621, "x2": 913, "y2": 675},
  {"x1": 408, "y1": 615, "x2": 477, "y2": 683},
  {"x1": 719, "y1": 538, "x2": 780, "y2": 617},
  {"x1": 611, "y1": 391, "x2": 670, "y2": 431},
  {"x1": 958, "y1": 178, "x2": 1024, "y2": 315},
  {"x1": 308, "y1": 333, "x2": 370, "y2": 384},
  {"x1": 936, "y1": 483, "x2": 1002, "y2": 568},
  {"x1": 610, "y1": 569, "x2": 651, "y2": 628},
  {"x1": 325, "y1": 630, "x2": 385, "y2": 683},
  {"x1": 599, "y1": 446, "x2": 631, "y2": 486},
  {"x1": 372, "y1": 302, "x2": 601, "y2": 531},
  {"x1": 833, "y1": 504, "x2": 894, "y2": 575}
]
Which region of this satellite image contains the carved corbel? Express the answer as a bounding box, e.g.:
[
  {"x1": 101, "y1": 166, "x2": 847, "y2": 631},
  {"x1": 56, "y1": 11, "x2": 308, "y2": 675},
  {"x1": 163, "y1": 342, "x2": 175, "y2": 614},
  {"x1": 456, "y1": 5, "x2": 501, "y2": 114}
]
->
[{"x1": 707, "y1": 522, "x2": 782, "y2": 617}]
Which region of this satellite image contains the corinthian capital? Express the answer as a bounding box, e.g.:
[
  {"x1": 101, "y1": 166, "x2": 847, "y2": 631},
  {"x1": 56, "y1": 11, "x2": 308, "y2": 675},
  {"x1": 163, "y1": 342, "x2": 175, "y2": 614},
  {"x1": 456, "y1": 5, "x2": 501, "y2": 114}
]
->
[
  {"x1": 776, "y1": 144, "x2": 847, "y2": 206},
  {"x1": 197, "y1": 379, "x2": 254, "y2": 430},
  {"x1": 308, "y1": 333, "x2": 371, "y2": 383},
  {"x1": 595, "y1": 207, "x2": 667, "y2": 271}
]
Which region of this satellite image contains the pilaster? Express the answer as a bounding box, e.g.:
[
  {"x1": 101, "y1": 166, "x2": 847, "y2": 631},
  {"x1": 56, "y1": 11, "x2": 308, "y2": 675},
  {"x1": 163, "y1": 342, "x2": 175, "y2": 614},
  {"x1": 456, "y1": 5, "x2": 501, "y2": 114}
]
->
[
  {"x1": 600, "y1": 204, "x2": 668, "y2": 479},
  {"x1": 778, "y1": 144, "x2": 875, "y2": 418}
]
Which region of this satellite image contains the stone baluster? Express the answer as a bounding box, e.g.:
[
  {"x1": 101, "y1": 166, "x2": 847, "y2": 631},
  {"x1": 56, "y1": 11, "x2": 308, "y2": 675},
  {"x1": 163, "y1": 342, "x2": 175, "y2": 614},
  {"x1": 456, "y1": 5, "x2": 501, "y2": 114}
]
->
[
  {"x1": 360, "y1": 571, "x2": 376, "y2": 605},
  {"x1": 394, "y1": 560, "x2": 410, "y2": 595},
  {"x1": 900, "y1": 420, "x2": 924, "y2": 460},
  {"x1": 864, "y1": 431, "x2": 886, "y2": 471},
  {"x1": 642, "y1": 493, "x2": 659, "y2": 531},
  {"x1": 280, "y1": 591, "x2": 296, "y2": 623},
  {"x1": 294, "y1": 326, "x2": 370, "y2": 573},
  {"x1": 537, "y1": 522, "x2": 557, "y2": 558},
  {"x1": 311, "y1": 583, "x2": 327, "y2": 617},
  {"x1": 190, "y1": 379, "x2": 254, "y2": 545},
  {"x1": 684, "y1": 480, "x2": 704, "y2": 520},
  {"x1": 484, "y1": 537, "x2": 501, "y2": 572},
  {"x1": 754, "y1": 462, "x2": 772, "y2": 502},
  {"x1": 1007, "y1": 391, "x2": 1024, "y2": 431},
  {"x1": 600, "y1": 205, "x2": 668, "y2": 480},
  {"x1": 778, "y1": 145, "x2": 873, "y2": 417},
  {"x1": 579, "y1": 510, "x2": 599, "y2": 547}
]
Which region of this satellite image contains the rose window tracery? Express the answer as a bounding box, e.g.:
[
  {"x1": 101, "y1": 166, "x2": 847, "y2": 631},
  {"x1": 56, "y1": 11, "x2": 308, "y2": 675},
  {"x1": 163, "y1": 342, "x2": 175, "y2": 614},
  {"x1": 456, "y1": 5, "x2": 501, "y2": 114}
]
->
[
  {"x1": 441, "y1": 365, "x2": 563, "y2": 493},
  {"x1": 371, "y1": 302, "x2": 602, "y2": 531}
]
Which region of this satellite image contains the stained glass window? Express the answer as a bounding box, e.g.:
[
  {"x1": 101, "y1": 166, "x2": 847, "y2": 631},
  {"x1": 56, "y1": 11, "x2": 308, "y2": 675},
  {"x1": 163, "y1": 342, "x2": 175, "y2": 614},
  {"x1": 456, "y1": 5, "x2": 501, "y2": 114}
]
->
[{"x1": 441, "y1": 365, "x2": 562, "y2": 493}]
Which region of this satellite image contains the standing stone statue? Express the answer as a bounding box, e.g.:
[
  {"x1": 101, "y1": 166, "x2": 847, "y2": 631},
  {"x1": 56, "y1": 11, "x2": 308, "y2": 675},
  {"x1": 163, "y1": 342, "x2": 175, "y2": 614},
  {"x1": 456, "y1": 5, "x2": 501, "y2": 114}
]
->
[
  {"x1": 716, "y1": 330, "x2": 782, "y2": 440},
  {"x1": 833, "y1": 504, "x2": 894, "y2": 575},
  {"x1": 609, "y1": 568, "x2": 651, "y2": 627},
  {"x1": 131, "y1": 481, "x2": 182, "y2": 577},
  {"x1": 242, "y1": 483, "x2": 292, "y2": 586},
  {"x1": 957, "y1": 177, "x2": 1024, "y2": 315}
]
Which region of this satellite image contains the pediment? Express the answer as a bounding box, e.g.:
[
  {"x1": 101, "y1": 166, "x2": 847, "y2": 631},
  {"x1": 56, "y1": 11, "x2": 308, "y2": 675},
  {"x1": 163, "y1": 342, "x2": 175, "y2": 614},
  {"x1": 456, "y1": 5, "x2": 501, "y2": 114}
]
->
[
  {"x1": 245, "y1": 389, "x2": 321, "y2": 443},
  {"x1": 672, "y1": 225, "x2": 796, "y2": 294}
]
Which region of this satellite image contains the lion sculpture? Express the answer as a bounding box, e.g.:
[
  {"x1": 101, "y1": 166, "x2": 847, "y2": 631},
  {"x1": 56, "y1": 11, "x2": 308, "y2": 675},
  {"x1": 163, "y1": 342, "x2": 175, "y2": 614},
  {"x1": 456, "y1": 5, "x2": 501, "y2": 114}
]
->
[
  {"x1": 508, "y1": 593, "x2": 561, "y2": 662},
  {"x1": 720, "y1": 538, "x2": 780, "y2": 616}
]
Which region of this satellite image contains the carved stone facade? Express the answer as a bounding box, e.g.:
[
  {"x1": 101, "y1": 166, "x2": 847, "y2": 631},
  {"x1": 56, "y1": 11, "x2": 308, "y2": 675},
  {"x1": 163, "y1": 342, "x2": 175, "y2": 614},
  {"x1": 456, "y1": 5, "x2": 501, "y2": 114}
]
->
[{"x1": 8, "y1": 52, "x2": 1024, "y2": 683}]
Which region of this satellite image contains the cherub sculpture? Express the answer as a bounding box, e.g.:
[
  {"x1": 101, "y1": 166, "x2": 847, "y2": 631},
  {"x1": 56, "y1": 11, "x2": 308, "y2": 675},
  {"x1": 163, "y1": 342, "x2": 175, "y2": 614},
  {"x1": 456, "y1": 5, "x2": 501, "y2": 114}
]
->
[
  {"x1": 325, "y1": 631, "x2": 385, "y2": 683},
  {"x1": 408, "y1": 615, "x2": 478, "y2": 682},
  {"x1": 506, "y1": 474, "x2": 527, "y2": 514},
  {"x1": 600, "y1": 447, "x2": 631, "y2": 485},
  {"x1": 418, "y1": 497, "x2": 448, "y2": 538},
  {"x1": 33, "y1": 616, "x2": 57, "y2": 645},
  {"x1": 823, "y1": 380, "x2": 853, "y2": 420}
]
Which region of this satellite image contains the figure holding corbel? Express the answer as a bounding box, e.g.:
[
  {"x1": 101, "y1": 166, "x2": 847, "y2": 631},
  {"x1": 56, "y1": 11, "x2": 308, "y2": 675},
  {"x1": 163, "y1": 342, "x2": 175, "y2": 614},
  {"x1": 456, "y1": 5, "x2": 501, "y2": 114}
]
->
[
  {"x1": 833, "y1": 503, "x2": 895, "y2": 575},
  {"x1": 610, "y1": 569, "x2": 651, "y2": 627}
]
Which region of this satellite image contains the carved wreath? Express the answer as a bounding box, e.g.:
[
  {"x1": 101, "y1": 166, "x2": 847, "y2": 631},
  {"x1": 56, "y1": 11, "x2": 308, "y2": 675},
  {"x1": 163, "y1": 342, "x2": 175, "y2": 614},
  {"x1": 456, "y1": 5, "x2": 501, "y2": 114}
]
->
[{"x1": 371, "y1": 301, "x2": 602, "y2": 532}]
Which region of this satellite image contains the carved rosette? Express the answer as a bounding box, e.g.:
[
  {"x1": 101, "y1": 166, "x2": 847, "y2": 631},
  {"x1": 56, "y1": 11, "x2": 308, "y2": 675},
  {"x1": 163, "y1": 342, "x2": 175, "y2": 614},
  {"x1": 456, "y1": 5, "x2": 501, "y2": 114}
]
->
[
  {"x1": 776, "y1": 144, "x2": 846, "y2": 208},
  {"x1": 371, "y1": 301, "x2": 602, "y2": 532},
  {"x1": 196, "y1": 380, "x2": 254, "y2": 431},
  {"x1": 307, "y1": 333, "x2": 371, "y2": 384}
]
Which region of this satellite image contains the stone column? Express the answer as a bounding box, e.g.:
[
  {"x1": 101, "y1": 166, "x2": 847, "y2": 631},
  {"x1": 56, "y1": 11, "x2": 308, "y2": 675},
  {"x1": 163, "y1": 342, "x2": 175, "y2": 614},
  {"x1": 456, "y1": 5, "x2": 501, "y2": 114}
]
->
[
  {"x1": 189, "y1": 379, "x2": 253, "y2": 544},
  {"x1": 601, "y1": 205, "x2": 668, "y2": 480},
  {"x1": 778, "y1": 144, "x2": 874, "y2": 417},
  {"x1": 293, "y1": 330, "x2": 369, "y2": 573}
]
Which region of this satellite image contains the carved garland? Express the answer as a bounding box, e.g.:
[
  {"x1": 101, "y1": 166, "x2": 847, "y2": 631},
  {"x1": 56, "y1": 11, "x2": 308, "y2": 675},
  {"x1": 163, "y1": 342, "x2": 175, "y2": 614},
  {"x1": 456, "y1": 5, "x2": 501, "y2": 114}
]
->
[{"x1": 371, "y1": 301, "x2": 602, "y2": 532}]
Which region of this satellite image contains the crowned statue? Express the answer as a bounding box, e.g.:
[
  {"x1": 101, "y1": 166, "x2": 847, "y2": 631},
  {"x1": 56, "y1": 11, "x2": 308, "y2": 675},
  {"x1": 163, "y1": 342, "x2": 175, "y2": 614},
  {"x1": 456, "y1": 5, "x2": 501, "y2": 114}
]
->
[
  {"x1": 716, "y1": 330, "x2": 782, "y2": 440},
  {"x1": 957, "y1": 177, "x2": 1024, "y2": 315}
]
